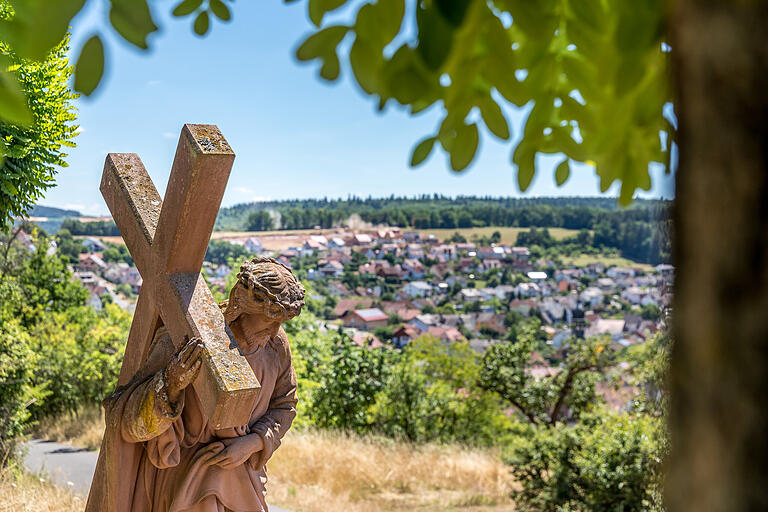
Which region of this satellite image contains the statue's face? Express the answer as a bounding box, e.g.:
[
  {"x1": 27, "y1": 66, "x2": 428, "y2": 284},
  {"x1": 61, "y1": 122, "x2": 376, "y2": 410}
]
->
[{"x1": 227, "y1": 282, "x2": 285, "y2": 334}]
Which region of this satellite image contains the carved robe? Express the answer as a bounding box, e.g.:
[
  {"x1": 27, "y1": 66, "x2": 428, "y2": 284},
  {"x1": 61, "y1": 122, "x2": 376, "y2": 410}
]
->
[{"x1": 86, "y1": 326, "x2": 297, "y2": 512}]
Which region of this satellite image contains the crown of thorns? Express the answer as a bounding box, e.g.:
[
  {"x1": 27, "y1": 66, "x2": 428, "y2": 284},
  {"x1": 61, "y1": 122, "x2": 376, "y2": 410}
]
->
[{"x1": 236, "y1": 257, "x2": 305, "y2": 319}]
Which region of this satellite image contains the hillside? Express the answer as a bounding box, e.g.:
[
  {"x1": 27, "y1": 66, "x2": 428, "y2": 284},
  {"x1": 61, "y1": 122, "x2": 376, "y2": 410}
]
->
[{"x1": 29, "y1": 205, "x2": 82, "y2": 218}]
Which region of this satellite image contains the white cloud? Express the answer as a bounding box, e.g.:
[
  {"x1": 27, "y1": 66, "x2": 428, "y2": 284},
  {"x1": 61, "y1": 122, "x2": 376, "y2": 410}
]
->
[
  {"x1": 251, "y1": 196, "x2": 271, "y2": 202},
  {"x1": 74, "y1": 126, "x2": 85, "y2": 134},
  {"x1": 147, "y1": 80, "x2": 162, "y2": 86},
  {"x1": 65, "y1": 203, "x2": 107, "y2": 216},
  {"x1": 162, "y1": 132, "x2": 176, "y2": 138},
  {"x1": 234, "y1": 186, "x2": 253, "y2": 194}
]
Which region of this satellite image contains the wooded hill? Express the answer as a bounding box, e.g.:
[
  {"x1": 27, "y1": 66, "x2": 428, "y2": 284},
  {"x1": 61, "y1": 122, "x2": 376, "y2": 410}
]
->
[{"x1": 215, "y1": 195, "x2": 669, "y2": 231}]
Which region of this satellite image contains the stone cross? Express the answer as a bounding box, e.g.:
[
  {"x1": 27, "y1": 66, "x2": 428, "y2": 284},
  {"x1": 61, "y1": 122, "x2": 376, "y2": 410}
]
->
[{"x1": 101, "y1": 124, "x2": 260, "y2": 429}]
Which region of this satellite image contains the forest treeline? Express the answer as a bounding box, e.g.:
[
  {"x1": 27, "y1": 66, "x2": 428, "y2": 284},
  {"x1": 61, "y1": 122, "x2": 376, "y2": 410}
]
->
[
  {"x1": 53, "y1": 196, "x2": 671, "y2": 264},
  {"x1": 216, "y1": 195, "x2": 669, "y2": 231}
]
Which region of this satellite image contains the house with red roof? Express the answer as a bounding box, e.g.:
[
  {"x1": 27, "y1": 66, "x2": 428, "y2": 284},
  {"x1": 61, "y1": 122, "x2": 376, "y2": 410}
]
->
[
  {"x1": 341, "y1": 308, "x2": 389, "y2": 330},
  {"x1": 332, "y1": 298, "x2": 374, "y2": 318}
]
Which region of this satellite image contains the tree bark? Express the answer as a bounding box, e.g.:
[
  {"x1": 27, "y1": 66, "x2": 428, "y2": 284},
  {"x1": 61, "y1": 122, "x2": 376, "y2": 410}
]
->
[{"x1": 669, "y1": 2, "x2": 768, "y2": 510}]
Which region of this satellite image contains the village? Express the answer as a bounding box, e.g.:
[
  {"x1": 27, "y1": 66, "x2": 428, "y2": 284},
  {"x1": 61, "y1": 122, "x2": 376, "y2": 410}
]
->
[{"x1": 63, "y1": 225, "x2": 672, "y2": 371}]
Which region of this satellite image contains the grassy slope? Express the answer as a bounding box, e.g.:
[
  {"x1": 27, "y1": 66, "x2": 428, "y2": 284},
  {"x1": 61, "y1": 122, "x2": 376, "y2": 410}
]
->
[
  {"x1": 560, "y1": 253, "x2": 654, "y2": 270},
  {"x1": 0, "y1": 471, "x2": 85, "y2": 512},
  {"x1": 26, "y1": 414, "x2": 515, "y2": 512}
]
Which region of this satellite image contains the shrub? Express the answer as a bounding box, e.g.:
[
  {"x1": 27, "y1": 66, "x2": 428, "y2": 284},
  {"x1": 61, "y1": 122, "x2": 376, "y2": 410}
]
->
[
  {"x1": 310, "y1": 332, "x2": 392, "y2": 432},
  {"x1": 370, "y1": 336, "x2": 508, "y2": 445},
  {"x1": 28, "y1": 304, "x2": 129, "y2": 418},
  {"x1": 0, "y1": 321, "x2": 44, "y2": 465},
  {"x1": 507, "y1": 410, "x2": 665, "y2": 512}
]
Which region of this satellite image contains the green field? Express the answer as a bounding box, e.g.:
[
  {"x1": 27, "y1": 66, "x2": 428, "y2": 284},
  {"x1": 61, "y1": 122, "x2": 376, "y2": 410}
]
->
[
  {"x1": 560, "y1": 253, "x2": 653, "y2": 270},
  {"x1": 417, "y1": 226, "x2": 581, "y2": 245}
]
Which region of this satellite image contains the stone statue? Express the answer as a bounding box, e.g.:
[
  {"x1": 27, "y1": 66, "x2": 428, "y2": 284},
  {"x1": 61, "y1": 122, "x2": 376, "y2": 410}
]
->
[{"x1": 89, "y1": 257, "x2": 305, "y2": 512}]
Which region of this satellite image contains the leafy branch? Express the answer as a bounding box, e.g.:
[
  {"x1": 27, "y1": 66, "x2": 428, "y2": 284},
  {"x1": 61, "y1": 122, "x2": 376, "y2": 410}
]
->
[{"x1": 0, "y1": 0, "x2": 673, "y2": 206}]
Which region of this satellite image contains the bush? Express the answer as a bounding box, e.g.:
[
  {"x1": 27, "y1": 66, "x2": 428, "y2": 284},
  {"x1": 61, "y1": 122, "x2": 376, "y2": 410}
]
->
[
  {"x1": 0, "y1": 321, "x2": 44, "y2": 464},
  {"x1": 507, "y1": 410, "x2": 665, "y2": 512},
  {"x1": 310, "y1": 333, "x2": 392, "y2": 432},
  {"x1": 4, "y1": 241, "x2": 88, "y2": 328},
  {"x1": 370, "y1": 336, "x2": 508, "y2": 445},
  {"x1": 28, "y1": 304, "x2": 129, "y2": 418},
  {"x1": 204, "y1": 239, "x2": 251, "y2": 266}
]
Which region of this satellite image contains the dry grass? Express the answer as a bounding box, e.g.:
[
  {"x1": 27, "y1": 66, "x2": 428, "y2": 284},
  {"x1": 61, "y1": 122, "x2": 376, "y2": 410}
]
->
[
  {"x1": 31, "y1": 413, "x2": 515, "y2": 512},
  {"x1": 0, "y1": 469, "x2": 83, "y2": 512},
  {"x1": 32, "y1": 406, "x2": 104, "y2": 451},
  {"x1": 267, "y1": 430, "x2": 516, "y2": 512}
]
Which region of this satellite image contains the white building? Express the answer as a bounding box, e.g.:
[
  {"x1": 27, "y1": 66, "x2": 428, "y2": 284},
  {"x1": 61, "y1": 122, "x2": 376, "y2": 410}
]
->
[
  {"x1": 245, "y1": 237, "x2": 263, "y2": 253},
  {"x1": 580, "y1": 287, "x2": 604, "y2": 308}
]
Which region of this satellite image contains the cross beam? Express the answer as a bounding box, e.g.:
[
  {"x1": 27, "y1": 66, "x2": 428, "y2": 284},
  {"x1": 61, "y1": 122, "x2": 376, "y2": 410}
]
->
[{"x1": 101, "y1": 124, "x2": 259, "y2": 429}]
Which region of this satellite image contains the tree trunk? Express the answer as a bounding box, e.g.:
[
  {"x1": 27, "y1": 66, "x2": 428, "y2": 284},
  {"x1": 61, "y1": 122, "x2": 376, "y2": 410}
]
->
[{"x1": 669, "y1": 2, "x2": 768, "y2": 511}]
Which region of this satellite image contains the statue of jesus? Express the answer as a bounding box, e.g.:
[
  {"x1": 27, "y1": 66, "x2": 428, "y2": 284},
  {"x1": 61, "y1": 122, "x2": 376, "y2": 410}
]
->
[{"x1": 96, "y1": 257, "x2": 304, "y2": 512}]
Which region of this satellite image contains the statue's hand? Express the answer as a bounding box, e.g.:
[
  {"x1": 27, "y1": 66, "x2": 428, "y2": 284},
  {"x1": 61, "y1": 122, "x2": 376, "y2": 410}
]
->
[
  {"x1": 208, "y1": 435, "x2": 264, "y2": 469},
  {"x1": 164, "y1": 336, "x2": 205, "y2": 404}
]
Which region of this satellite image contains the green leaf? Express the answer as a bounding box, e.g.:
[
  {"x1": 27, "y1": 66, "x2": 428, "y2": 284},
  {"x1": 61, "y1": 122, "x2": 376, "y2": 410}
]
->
[
  {"x1": 172, "y1": 0, "x2": 203, "y2": 16},
  {"x1": 350, "y1": 38, "x2": 381, "y2": 94},
  {"x1": 450, "y1": 123, "x2": 478, "y2": 171},
  {"x1": 410, "y1": 137, "x2": 436, "y2": 166},
  {"x1": 503, "y1": 0, "x2": 557, "y2": 40},
  {"x1": 378, "y1": 0, "x2": 406, "y2": 46},
  {"x1": 320, "y1": 52, "x2": 341, "y2": 80},
  {"x1": 561, "y1": 53, "x2": 598, "y2": 101},
  {"x1": 193, "y1": 11, "x2": 210, "y2": 35},
  {"x1": 524, "y1": 96, "x2": 555, "y2": 137},
  {"x1": 615, "y1": 2, "x2": 661, "y2": 55},
  {"x1": 383, "y1": 47, "x2": 435, "y2": 105},
  {"x1": 73, "y1": 35, "x2": 105, "y2": 97},
  {"x1": 109, "y1": 0, "x2": 158, "y2": 49},
  {"x1": 555, "y1": 158, "x2": 570, "y2": 186},
  {"x1": 209, "y1": 0, "x2": 231, "y2": 21},
  {"x1": 484, "y1": 59, "x2": 527, "y2": 107},
  {"x1": 296, "y1": 26, "x2": 349, "y2": 61},
  {"x1": 416, "y1": 5, "x2": 454, "y2": 70},
  {"x1": 0, "y1": 71, "x2": 32, "y2": 126},
  {"x1": 614, "y1": 56, "x2": 646, "y2": 98},
  {"x1": 567, "y1": 0, "x2": 606, "y2": 33},
  {"x1": 479, "y1": 97, "x2": 510, "y2": 140},
  {"x1": 355, "y1": 0, "x2": 405, "y2": 49},
  {"x1": 619, "y1": 177, "x2": 636, "y2": 206},
  {"x1": 513, "y1": 142, "x2": 536, "y2": 191},
  {"x1": 435, "y1": 0, "x2": 471, "y2": 27},
  {"x1": 309, "y1": 0, "x2": 348, "y2": 27},
  {"x1": 0, "y1": 0, "x2": 86, "y2": 61},
  {"x1": 552, "y1": 128, "x2": 587, "y2": 162}
]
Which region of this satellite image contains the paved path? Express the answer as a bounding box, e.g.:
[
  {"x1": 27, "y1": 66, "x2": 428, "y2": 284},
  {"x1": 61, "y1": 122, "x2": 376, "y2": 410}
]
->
[
  {"x1": 22, "y1": 440, "x2": 291, "y2": 512},
  {"x1": 23, "y1": 439, "x2": 98, "y2": 496}
]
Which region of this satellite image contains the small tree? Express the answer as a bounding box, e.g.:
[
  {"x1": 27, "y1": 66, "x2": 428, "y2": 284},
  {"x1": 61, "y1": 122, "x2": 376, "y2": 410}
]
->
[
  {"x1": 0, "y1": 320, "x2": 43, "y2": 465},
  {"x1": 0, "y1": 9, "x2": 78, "y2": 227},
  {"x1": 370, "y1": 335, "x2": 507, "y2": 444},
  {"x1": 479, "y1": 326, "x2": 609, "y2": 426},
  {"x1": 310, "y1": 331, "x2": 392, "y2": 432}
]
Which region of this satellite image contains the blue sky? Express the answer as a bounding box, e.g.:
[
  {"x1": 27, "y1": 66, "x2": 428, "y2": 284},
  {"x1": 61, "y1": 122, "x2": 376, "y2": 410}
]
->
[{"x1": 43, "y1": 0, "x2": 675, "y2": 216}]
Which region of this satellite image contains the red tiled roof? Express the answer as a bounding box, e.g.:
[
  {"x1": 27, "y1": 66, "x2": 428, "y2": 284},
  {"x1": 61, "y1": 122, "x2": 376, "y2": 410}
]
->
[
  {"x1": 351, "y1": 332, "x2": 385, "y2": 349},
  {"x1": 333, "y1": 298, "x2": 373, "y2": 317}
]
